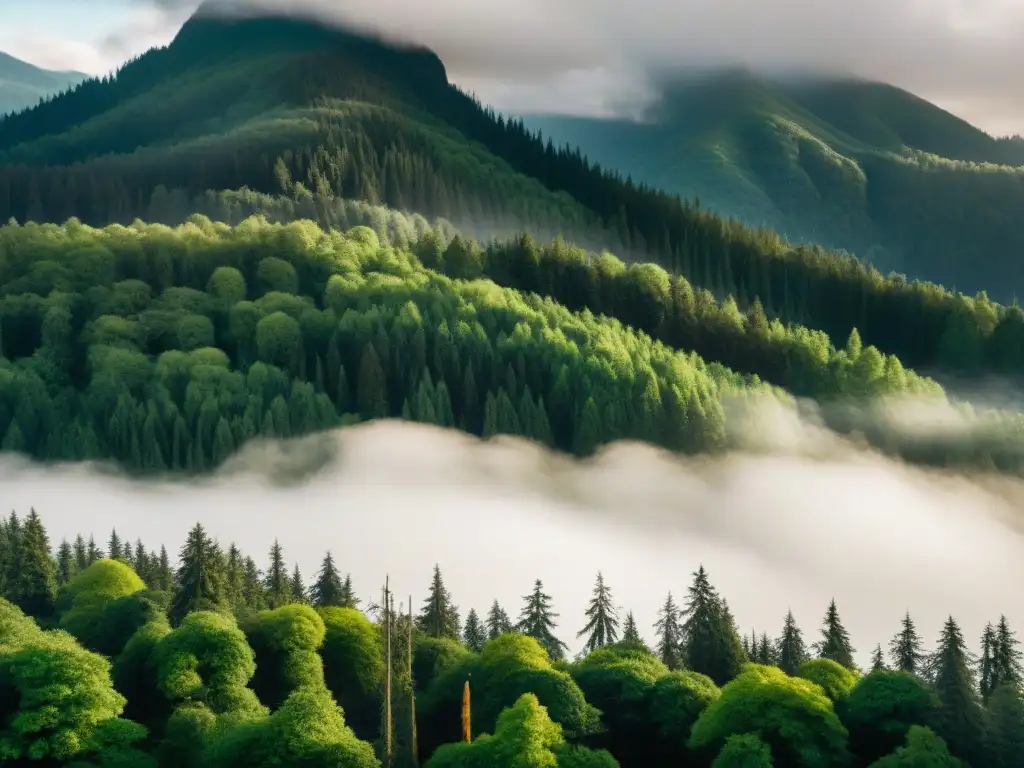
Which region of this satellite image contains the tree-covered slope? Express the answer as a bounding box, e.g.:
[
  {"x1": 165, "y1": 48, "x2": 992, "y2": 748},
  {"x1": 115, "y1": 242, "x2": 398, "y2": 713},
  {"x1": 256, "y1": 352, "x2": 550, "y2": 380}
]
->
[
  {"x1": 0, "y1": 51, "x2": 86, "y2": 116},
  {"x1": 525, "y1": 70, "x2": 1024, "y2": 298}
]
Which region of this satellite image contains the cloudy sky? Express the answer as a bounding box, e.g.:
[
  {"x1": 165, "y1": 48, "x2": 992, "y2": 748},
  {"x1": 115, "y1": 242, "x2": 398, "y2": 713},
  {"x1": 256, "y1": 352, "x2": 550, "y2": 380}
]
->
[{"x1": 2, "y1": 0, "x2": 1022, "y2": 136}]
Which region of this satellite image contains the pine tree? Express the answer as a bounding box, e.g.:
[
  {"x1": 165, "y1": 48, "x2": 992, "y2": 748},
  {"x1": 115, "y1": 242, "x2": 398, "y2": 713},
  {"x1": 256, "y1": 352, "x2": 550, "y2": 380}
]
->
[
  {"x1": 108, "y1": 528, "x2": 123, "y2": 561},
  {"x1": 73, "y1": 534, "x2": 87, "y2": 573},
  {"x1": 987, "y1": 683, "x2": 1024, "y2": 768},
  {"x1": 56, "y1": 539, "x2": 75, "y2": 586},
  {"x1": 993, "y1": 615, "x2": 1023, "y2": 694},
  {"x1": 929, "y1": 616, "x2": 986, "y2": 764},
  {"x1": 310, "y1": 551, "x2": 345, "y2": 607},
  {"x1": 339, "y1": 573, "x2": 359, "y2": 609},
  {"x1": 169, "y1": 523, "x2": 225, "y2": 626},
  {"x1": 290, "y1": 563, "x2": 306, "y2": 603},
  {"x1": 133, "y1": 540, "x2": 148, "y2": 582},
  {"x1": 416, "y1": 565, "x2": 460, "y2": 639},
  {"x1": 577, "y1": 572, "x2": 620, "y2": 653},
  {"x1": 463, "y1": 608, "x2": 486, "y2": 652},
  {"x1": 10, "y1": 509, "x2": 57, "y2": 619},
  {"x1": 1, "y1": 511, "x2": 21, "y2": 596},
  {"x1": 814, "y1": 599, "x2": 856, "y2": 670},
  {"x1": 517, "y1": 579, "x2": 568, "y2": 661},
  {"x1": 621, "y1": 611, "x2": 645, "y2": 648},
  {"x1": 155, "y1": 545, "x2": 172, "y2": 591},
  {"x1": 890, "y1": 611, "x2": 926, "y2": 675},
  {"x1": 757, "y1": 632, "x2": 773, "y2": 666},
  {"x1": 86, "y1": 535, "x2": 102, "y2": 565},
  {"x1": 485, "y1": 600, "x2": 512, "y2": 640},
  {"x1": 654, "y1": 592, "x2": 683, "y2": 670},
  {"x1": 264, "y1": 540, "x2": 290, "y2": 608},
  {"x1": 776, "y1": 610, "x2": 809, "y2": 675},
  {"x1": 981, "y1": 622, "x2": 998, "y2": 702},
  {"x1": 223, "y1": 544, "x2": 245, "y2": 609},
  {"x1": 871, "y1": 644, "x2": 887, "y2": 671},
  {"x1": 680, "y1": 566, "x2": 745, "y2": 685},
  {"x1": 242, "y1": 556, "x2": 266, "y2": 611}
]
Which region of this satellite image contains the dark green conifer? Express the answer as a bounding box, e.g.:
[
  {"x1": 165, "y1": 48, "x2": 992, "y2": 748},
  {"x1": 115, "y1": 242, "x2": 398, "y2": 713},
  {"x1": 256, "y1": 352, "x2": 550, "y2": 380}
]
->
[
  {"x1": 981, "y1": 622, "x2": 998, "y2": 702},
  {"x1": 156, "y1": 545, "x2": 172, "y2": 591},
  {"x1": 73, "y1": 534, "x2": 87, "y2": 573},
  {"x1": 485, "y1": 599, "x2": 512, "y2": 640},
  {"x1": 890, "y1": 611, "x2": 926, "y2": 675},
  {"x1": 577, "y1": 572, "x2": 620, "y2": 653},
  {"x1": 339, "y1": 573, "x2": 359, "y2": 608},
  {"x1": 815, "y1": 598, "x2": 856, "y2": 670},
  {"x1": 1, "y1": 511, "x2": 21, "y2": 595},
  {"x1": 290, "y1": 563, "x2": 306, "y2": 603},
  {"x1": 223, "y1": 544, "x2": 245, "y2": 609},
  {"x1": 654, "y1": 592, "x2": 683, "y2": 670},
  {"x1": 310, "y1": 551, "x2": 345, "y2": 607},
  {"x1": 416, "y1": 565, "x2": 460, "y2": 639},
  {"x1": 987, "y1": 683, "x2": 1024, "y2": 768},
  {"x1": 517, "y1": 579, "x2": 568, "y2": 661},
  {"x1": 10, "y1": 509, "x2": 57, "y2": 619},
  {"x1": 993, "y1": 615, "x2": 1023, "y2": 694},
  {"x1": 776, "y1": 610, "x2": 809, "y2": 675},
  {"x1": 264, "y1": 539, "x2": 290, "y2": 608},
  {"x1": 169, "y1": 522, "x2": 225, "y2": 626},
  {"x1": 621, "y1": 611, "x2": 645, "y2": 649},
  {"x1": 242, "y1": 556, "x2": 266, "y2": 611},
  {"x1": 56, "y1": 538, "x2": 75, "y2": 586},
  {"x1": 108, "y1": 528, "x2": 123, "y2": 562},
  {"x1": 871, "y1": 644, "x2": 887, "y2": 671},
  {"x1": 462, "y1": 608, "x2": 486, "y2": 652},
  {"x1": 86, "y1": 535, "x2": 101, "y2": 564},
  {"x1": 680, "y1": 566, "x2": 745, "y2": 685},
  {"x1": 929, "y1": 616, "x2": 986, "y2": 764}
]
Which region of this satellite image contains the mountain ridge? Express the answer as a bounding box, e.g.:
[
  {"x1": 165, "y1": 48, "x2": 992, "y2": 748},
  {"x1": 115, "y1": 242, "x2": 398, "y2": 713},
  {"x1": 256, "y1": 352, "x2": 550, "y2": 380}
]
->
[{"x1": 0, "y1": 51, "x2": 87, "y2": 116}]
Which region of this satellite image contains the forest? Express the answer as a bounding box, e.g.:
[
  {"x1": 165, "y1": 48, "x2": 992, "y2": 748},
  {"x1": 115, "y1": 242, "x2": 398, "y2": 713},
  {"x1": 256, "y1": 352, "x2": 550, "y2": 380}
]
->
[{"x1": 1, "y1": 508, "x2": 1022, "y2": 767}]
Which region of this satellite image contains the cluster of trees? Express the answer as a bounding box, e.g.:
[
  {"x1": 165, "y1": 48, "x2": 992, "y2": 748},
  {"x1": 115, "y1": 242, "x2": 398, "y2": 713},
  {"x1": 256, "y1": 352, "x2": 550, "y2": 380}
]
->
[
  {"x1": 3, "y1": 10, "x2": 1024, "y2": 390},
  {"x1": 2, "y1": 508, "x2": 1022, "y2": 766}
]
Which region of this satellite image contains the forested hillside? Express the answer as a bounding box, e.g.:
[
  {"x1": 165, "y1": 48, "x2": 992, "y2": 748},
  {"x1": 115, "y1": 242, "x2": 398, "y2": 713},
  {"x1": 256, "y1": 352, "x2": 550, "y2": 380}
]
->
[
  {"x1": 0, "y1": 51, "x2": 86, "y2": 116},
  {"x1": 1, "y1": 509, "x2": 1021, "y2": 766},
  {"x1": 524, "y1": 71, "x2": 1024, "y2": 298},
  {"x1": 3, "y1": 6, "x2": 1024, "y2": 392}
]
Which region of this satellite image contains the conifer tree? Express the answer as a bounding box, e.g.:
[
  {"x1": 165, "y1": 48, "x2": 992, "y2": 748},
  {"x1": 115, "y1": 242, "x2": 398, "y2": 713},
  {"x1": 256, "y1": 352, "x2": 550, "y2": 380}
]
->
[
  {"x1": 680, "y1": 566, "x2": 745, "y2": 685},
  {"x1": 486, "y1": 599, "x2": 512, "y2": 640},
  {"x1": 993, "y1": 615, "x2": 1023, "y2": 694},
  {"x1": 133, "y1": 540, "x2": 148, "y2": 582},
  {"x1": 73, "y1": 534, "x2": 87, "y2": 573},
  {"x1": 108, "y1": 528, "x2": 123, "y2": 561},
  {"x1": 1, "y1": 511, "x2": 21, "y2": 595},
  {"x1": 264, "y1": 539, "x2": 290, "y2": 608},
  {"x1": 339, "y1": 573, "x2": 359, "y2": 608},
  {"x1": 223, "y1": 544, "x2": 245, "y2": 609},
  {"x1": 86, "y1": 535, "x2": 102, "y2": 565},
  {"x1": 929, "y1": 616, "x2": 986, "y2": 764},
  {"x1": 10, "y1": 509, "x2": 57, "y2": 619},
  {"x1": 871, "y1": 644, "x2": 887, "y2": 671},
  {"x1": 890, "y1": 611, "x2": 926, "y2": 675},
  {"x1": 169, "y1": 522, "x2": 225, "y2": 626},
  {"x1": 987, "y1": 683, "x2": 1024, "y2": 768},
  {"x1": 310, "y1": 551, "x2": 345, "y2": 607},
  {"x1": 757, "y1": 632, "x2": 773, "y2": 666},
  {"x1": 517, "y1": 579, "x2": 568, "y2": 661},
  {"x1": 814, "y1": 598, "x2": 856, "y2": 670},
  {"x1": 577, "y1": 572, "x2": 620, "y2": 653},
  {"x1": 416, "y1": 565, "x2": 460, "y2": 639},
  {"x1": 462, "y1": 608, "x2": 486, "y2": 652},
  {"x1": 621, "y1": 611, "x2": 645, "y2": 648},
  {"x1": 981, "y1": 622, "x2": 998, "y2": 702},
  {"x1": 242, "y1": 556, "x2": 266, "y2": 611},
  {"x1": 776, "y1": 610, "x2": 809, "y2": 675},
  {"x1": 290, "y1": 563, "x2": 306, "y2": 603},
  {"x1": 155, "y1": 545, "x2": 172, "y2": 591},
  {"x1": 56, "y1": 539, "x2": 75, "y2": 585},
  {"x1": 654, "y1": 592, "x2": 683, "y2": 670}
]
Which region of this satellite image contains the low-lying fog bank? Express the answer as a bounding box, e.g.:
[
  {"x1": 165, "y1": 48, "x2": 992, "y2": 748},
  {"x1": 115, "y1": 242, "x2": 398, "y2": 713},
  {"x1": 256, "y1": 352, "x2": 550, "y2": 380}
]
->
[{"x1": 1, "y1": 402, "x2": 1022, "y2": 665}]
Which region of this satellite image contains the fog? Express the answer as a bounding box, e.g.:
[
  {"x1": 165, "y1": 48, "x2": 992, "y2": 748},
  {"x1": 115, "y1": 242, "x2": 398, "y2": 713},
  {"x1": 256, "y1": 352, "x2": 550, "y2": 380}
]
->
[{"x1": 3, "y1": 398, "x2": 1023, "y2": 665}]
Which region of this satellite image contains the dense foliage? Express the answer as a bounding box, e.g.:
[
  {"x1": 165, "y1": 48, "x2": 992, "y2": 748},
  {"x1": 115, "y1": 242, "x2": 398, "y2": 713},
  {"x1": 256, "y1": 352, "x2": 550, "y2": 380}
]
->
[{"x1": 1, "y1": 510, "x2": 1022, "y2": 766}]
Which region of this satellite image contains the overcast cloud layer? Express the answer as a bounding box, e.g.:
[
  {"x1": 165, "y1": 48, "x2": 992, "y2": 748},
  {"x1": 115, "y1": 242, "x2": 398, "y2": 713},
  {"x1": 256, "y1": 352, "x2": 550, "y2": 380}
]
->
[
  {"x1": 2, "y1": 0, "x2": 1022, "y2": 135},
  {"x1": 2, "y1": 409, "x2": 1023, "y2": 664}
]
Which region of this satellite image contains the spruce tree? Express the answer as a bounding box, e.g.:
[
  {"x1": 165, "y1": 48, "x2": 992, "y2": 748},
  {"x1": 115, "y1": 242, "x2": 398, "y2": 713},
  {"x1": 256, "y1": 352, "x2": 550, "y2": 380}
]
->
[
  {"x1": 621, "y1": 611, "x2": 645, "y2": 648},
  {"x1": 290, "y1": 563, "x2": 306, "y2": 603},
  {"x1": 814, "y1": 598, "x2": 856, "y2": 670},
  {"x1": 56, "y1": 539, "x2": 75, "y2": 586},
  {"x1": 871, "y1": 644, "x2": 887, "y2": 671},
  {"x1": 776, "y1": 610, "x2": 809, "y2": 675},
  {"x1": 416, "y1": 565, "x2": 460, "y2": 639},
  {"x1": 929, "y1": 616, "x2": 986, "y2": 764},
  {"x1": 680, "y1": 566, "x2": 745, "y2": 685},
  {"x1": 155, "y1": 545, "x2": 172, "y2": 591},
  {"x1": 73, "y1": 534, "x2": 87, "y2": 573},
  {"x1": 517, "y1": 579, "x2": 568, "y2": 661},
  {"x1": 310, "y1": 551, "x2": 345, "y2": 608},
  {"x1": 1, "y1": 511, "x2": 21, "y2": 596},
  {"x1": 223, "y1": 544, "x2": 245, "y2": 609},
  {"x1": 169, "y1": 522, "x2": 225, "y2": 626},
  {"x1": 339, "y1": 573, "x2": 359, "y2": 608},
  {"x1": 242, "y1": 556, "x2": 266, "y2": 611},
  {"x1": 987, "y1": 683, "x2": 1024, "y2": 768},
  {"x1": 10, "y1": 509, "x2": 57, "y2": 619},
  {"x1": 463, "y1": 608, "x2": 486, "y2": 652},
  {"x1": 981, "y1": 622, "x2": 998, "y2": 702},
  {"x1": 890, "y1": 611, "x2": 926, "y2": 675},
  {"x1": 654, "y1": 592, "x2": 683, "y2": 670},
  {"x1": 577, "y1": 572, "x2": 620, "y2": 653},
  {"x1": 133, "y1": 540, "x2": 148, "y2": 582},
  {"x1": 86, "y1": 535, "x2": 102, "y2": 565},
  {"x1": 486, "y1": 599, "x2": 512, "y2": 640},
  {"x1": 264, "y1": 540, "x2": 290, "y2": 608},
  {"x1": 108, "y1": 528, "x2": 123, "y2": 562},
  {"x1": 757, "y1": 632, "x2": 773, "y2": 666},
  {"x1": 993, "y1": 615, "x2": 1023, "y2": 694}
]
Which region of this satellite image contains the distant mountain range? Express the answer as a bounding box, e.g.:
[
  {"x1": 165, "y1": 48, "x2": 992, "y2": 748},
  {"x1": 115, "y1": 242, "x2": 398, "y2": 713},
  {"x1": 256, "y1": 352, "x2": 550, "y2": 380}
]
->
[
  {"x1": 525, "y1": 70, "x2": 1024, "y2": 296},
  {"x1": 0, "y1": 51, "x2": 87, "y2": 115}
]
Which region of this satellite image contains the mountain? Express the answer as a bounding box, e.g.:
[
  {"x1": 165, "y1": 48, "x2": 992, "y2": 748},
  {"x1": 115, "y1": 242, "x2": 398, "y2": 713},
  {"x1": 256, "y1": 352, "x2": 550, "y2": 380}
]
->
[
  {"x1": 524, "y1": 70, "x2": 1024, "y2": 297},
  {"x1": 0, "y1": 51, "x2": 87, "y2": 115},
  {"x1": 4, "y1": 4, "x2": 1024, "y2": 395}
]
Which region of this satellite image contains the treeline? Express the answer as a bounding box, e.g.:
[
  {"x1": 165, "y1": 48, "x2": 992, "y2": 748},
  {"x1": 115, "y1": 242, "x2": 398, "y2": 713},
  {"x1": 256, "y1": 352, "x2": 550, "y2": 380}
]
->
[
  {"x1": 2, "y1": 215, "x2": 1024, "y2": 475},
  {"x1": 2, "y1": 509, "x2": 1022, "y2": 766},
  {"x1": 3, "y1": 15, "x2": 1024, "y2": 389}
]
